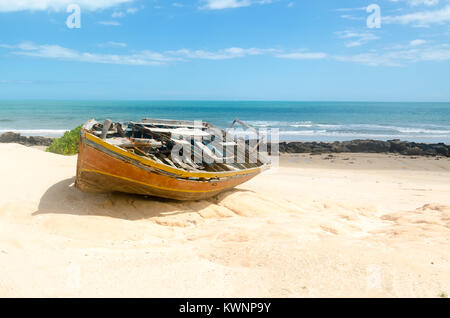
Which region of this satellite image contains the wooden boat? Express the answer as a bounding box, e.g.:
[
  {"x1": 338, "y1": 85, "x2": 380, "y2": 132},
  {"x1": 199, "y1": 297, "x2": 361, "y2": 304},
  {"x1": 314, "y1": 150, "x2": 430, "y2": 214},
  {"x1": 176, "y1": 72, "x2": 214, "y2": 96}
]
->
[{"x1": 76, "y1": 118, "x2": 270, "y2": 200}]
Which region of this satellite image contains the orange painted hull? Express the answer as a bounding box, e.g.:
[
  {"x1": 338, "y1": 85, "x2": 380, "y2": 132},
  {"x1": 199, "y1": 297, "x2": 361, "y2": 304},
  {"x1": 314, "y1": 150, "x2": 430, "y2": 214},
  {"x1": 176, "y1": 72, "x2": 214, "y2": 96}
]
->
[{"x1": 76, "y1": 132, "x2": 264, "y2": 200}]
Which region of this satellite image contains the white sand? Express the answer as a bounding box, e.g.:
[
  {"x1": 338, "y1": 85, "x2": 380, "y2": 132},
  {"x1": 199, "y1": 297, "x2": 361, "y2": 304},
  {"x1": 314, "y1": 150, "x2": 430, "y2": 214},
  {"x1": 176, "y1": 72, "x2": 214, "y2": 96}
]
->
[{"x1": 0, "y1": 144, "x2": 449, "y2": 297}]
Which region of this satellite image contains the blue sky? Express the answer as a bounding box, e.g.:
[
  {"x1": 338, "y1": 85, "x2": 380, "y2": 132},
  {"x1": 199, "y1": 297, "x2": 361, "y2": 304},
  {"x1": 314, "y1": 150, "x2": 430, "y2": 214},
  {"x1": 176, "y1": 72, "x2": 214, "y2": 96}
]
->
[{"x1": 0, "y1": 0, "x2": 450, "y2": 101}]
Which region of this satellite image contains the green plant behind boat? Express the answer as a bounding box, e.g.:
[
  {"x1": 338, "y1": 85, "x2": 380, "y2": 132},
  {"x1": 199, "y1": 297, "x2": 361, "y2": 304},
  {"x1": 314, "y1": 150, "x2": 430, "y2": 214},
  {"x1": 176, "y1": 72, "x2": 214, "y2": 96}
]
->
[{"x1": 47, "y1": 125, "x2": 82, "y2": 155}]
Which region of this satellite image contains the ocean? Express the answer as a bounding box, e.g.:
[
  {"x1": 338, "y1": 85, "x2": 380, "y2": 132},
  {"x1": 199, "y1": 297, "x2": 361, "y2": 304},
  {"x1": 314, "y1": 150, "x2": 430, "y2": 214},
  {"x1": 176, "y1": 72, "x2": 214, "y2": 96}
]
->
[{"x1": 0, "y1": 100, "x2": 449, "y2": 143}]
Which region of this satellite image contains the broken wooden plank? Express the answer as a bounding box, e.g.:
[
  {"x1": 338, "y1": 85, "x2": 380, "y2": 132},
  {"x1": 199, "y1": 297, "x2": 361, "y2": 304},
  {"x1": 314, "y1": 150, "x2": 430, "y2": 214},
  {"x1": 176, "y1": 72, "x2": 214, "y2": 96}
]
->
[{"x1": 100, "y1": 119, "x2": 113, "y2": 139}]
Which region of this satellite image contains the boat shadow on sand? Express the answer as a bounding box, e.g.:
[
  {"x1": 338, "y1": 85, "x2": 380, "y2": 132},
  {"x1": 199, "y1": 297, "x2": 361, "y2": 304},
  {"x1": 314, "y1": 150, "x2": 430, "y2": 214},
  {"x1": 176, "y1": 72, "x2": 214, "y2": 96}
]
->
[{"x1": 33, "y1": 177, "x2": 254, "y2": 221}]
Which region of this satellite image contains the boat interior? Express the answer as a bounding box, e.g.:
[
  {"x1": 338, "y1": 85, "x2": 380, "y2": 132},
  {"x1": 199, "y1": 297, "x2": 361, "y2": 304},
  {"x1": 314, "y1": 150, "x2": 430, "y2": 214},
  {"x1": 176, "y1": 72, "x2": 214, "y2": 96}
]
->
[{"x1": 83, "y1": 118, "x2": 270, "y2": 173}]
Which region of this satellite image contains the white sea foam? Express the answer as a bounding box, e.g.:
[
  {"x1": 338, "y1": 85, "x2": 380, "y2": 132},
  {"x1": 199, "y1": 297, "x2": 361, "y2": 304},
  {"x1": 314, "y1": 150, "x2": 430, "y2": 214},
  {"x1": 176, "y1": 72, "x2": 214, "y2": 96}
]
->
[
  {"x1": 278, "y1": 130, "x2": 450, "y2": 139},
  {"x1": 394, "y1": 127, "x2": 450, "y2": 134},
  {"x1": 1, "y1": 121, "x2": 449, "y2": 142},
  {"x1": 244, "y1": 121, "x2": 450, "y2": 136}
]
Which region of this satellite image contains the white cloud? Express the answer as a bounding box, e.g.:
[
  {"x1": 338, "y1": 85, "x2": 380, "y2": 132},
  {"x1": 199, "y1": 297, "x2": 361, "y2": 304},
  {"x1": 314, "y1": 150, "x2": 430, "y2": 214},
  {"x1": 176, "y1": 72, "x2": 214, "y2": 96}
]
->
[
  {"x1": 1, "y1": 42, "x2": 281, "y2": 65},
  {"x1": 384, "y1": 4, "x2": 450, "y2": 26},
  {"x1": 98, "y1": 41, "x2": 127, "y2": 48},
  {"x1": 7, "y1": 43, "x2": 172, "y2": 65},
  {"x1": 200, "y1": 0, "x2": 251, "y2": 10},
  {"x1": 0, "y1": 79, "x2": 33, "y2": 84},
  {"x1": 334, "y1": 53, "x2": 401, "y2": 67},
  {"x1": 387, "y1": 0, "x2": 440, "y2": 6},
  {"x1": 17, "y1": 42, "x2": 40, "y2": 50},
  {"x1": 111, "y1": 6, "x2": 139, "y2": 18},
  {"x1": 112, "y1": 11, "x2": 125, "y2": 18},
  {"x1": 336, "y1": 6, "x2": 372, "y2": 22},
  {"x1": 98, "y1": 21, "x2": 121, "y2": 26},
  {"x1": 340, "y1": 14, "x2": 365, "y2": 21},
  {"x1": 200, "y1": 0, "x2": 273, "y2": 10},
  {"x1": 0, "y1": 0, "x2": 133, "y2": 12},
  {"x1": 3, "y1": 41, "x2": 450, "y2": 68},
  {"x1": 410, "y1": 39, "x2": 427, "y2": 46},
  {"x1": 336, "y1": 31, "x2": 380, "y2": 47},
  {"x1": 276, "y1": 51, "x2": 327, "y2": 59},
  {"x1": 334, "y1": 7, "x2": 367, "y2": 12},
  {"x1": 168, "y1": 47, "x2": 279, "y2": 60},
  {"x1": 407, "y1": 0, "x2": 440, "y2": 6},
  {"x1": 334, "y1": 44, "x2": 450, "y2": 66},
  {"x1": 126, "y1": 7, "x2": 138, "y2": 14}
]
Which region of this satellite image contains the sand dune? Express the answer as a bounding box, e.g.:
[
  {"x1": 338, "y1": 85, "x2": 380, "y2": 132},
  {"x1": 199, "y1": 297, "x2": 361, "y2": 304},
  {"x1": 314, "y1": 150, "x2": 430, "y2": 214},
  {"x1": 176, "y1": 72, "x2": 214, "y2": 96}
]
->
[{"x1": 0, "y1": 144, "x2": 449, "y2": 297}]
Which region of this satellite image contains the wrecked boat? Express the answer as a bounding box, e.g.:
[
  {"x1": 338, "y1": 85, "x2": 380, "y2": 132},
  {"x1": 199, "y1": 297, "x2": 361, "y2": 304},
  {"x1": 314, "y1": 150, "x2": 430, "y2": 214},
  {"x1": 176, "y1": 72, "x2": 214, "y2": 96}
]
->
[{"x1": 76, "y1": 118, "x2": 271, "y2": 200}]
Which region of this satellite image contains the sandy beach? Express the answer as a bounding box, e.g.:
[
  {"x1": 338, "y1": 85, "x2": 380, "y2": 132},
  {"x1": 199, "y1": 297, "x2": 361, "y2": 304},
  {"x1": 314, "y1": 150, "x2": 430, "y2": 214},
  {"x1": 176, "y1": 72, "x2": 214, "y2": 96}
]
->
[{"x1": 0, "y1": 143, "x2": 449, "y2": 297}]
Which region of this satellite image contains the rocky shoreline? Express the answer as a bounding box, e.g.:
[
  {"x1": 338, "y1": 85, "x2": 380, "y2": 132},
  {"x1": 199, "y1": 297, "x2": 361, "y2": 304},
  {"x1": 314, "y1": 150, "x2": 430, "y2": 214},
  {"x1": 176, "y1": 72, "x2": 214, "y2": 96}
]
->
[
  {"x1": 0, "y1": 132, "x2": 54, "y2": 147},
  {"x1": 1, "y1": 132, "x2": 449, "y2": 157},
  {"x1": 276, "y1": 139, "x2": 449, "y2": 157}
]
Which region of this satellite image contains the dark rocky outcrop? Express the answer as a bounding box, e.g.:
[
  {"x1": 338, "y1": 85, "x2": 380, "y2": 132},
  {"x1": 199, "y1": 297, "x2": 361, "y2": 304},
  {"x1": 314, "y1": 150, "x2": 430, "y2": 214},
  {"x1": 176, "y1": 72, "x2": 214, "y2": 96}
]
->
[
  {"x1": 1, "y1": 131, "x2": 449, "y2": 157},
  {"x1": 0, "y1": 132, "x2": 54, "y2": 147},
  {"x1": 271, "y1": 139, "x2": 449, "y2": 157}
]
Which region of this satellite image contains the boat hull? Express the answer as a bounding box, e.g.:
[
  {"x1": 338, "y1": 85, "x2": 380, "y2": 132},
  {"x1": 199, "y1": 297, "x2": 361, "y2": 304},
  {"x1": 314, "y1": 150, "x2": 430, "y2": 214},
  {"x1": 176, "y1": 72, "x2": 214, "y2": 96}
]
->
[{"x1": 76, "y1": 133, "x2": 263, "y2": 200}]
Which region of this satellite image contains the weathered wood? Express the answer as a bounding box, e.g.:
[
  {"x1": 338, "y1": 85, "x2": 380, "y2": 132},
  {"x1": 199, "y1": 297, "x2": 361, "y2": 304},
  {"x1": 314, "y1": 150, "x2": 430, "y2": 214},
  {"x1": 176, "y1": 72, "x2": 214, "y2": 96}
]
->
[
  {"x1": 100, "y1": 119, "x2": 113, "y2": 139},
  {"x1": 132, "y1": 147, "x2": 148, "y2": 157},
  {"x1": 145, "y1": 127, "x2": 210, "y2": 137},
  {"x1": 106, "y1": 137, "x2": 162, "y2": 148},
  {"x1": 117, "y1": 123, "x2": 126, "y2": 137},
  {"x1": 161, "y1": 155, "x2": 177, "y2": 168},
  {"x1": 141, "y1": 118, "x2": 199, "y2": 127},
  {"x1": 182, "y1": 155, "x2": 202, "y2": 170},
  {"x1": 171, "y1": 155, "x2": 197, "y2": 171},
  {"x1": 149, "y1": 154, "x2": 165, "y2": 165},
  {"x1": 76, "y1": 117, "x2": 270, "y2": 200},
  {"x1": 93, "y1": 129, "x2": 117, "y2": 136},
  {"x1": 77, "y1": 139, "x2": 262, "y2": 200}
]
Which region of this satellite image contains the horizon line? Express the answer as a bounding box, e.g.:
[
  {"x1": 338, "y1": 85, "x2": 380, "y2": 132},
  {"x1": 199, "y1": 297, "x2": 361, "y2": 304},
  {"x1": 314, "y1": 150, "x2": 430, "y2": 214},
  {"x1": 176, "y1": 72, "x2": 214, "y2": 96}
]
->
[{"x1": 1, "y1": 99, "x2": 450, "y2": 103}]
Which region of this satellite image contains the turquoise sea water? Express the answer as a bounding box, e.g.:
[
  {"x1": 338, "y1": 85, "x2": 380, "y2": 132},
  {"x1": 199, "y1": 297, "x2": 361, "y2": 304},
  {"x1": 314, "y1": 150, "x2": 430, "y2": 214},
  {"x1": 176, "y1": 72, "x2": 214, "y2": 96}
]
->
[{"x1": 0, "y1": 100, "x2": 449, "y2": 143}]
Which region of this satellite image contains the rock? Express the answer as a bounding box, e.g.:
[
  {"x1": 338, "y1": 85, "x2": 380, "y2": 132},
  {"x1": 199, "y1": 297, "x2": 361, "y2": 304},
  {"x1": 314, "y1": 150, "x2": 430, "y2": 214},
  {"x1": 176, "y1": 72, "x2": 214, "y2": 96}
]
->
[
  {"x1": 27, "y1": 136, "x2": 54, "y2": 146},
  {"x1": 0, "y1": 132, "x2": 21, "y2": 143},
  {"x1": 403, "y1": 146, "x2": 424, "y2": 156},
  {"x1": 389, "y1": 139, "x2": 408, "y2": 153},
  {"x1": 274, "y1": 139, "x2": 450, "y2": 157},
  {"x1": 344, "y1": 140, "x2": 390, "y2": 153},
  {"x1": 2, "y1": 132, "x2": 449, "y2": 158},
  {"x1": 433, "y1": 145, "x2": 448, "y2": 157},
  {"x1": 0, "y1": 132, "x2": 54, "y2": 147},
  {"x1": 331, "y1": 143, "x2": 350, "y2": 153}
]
